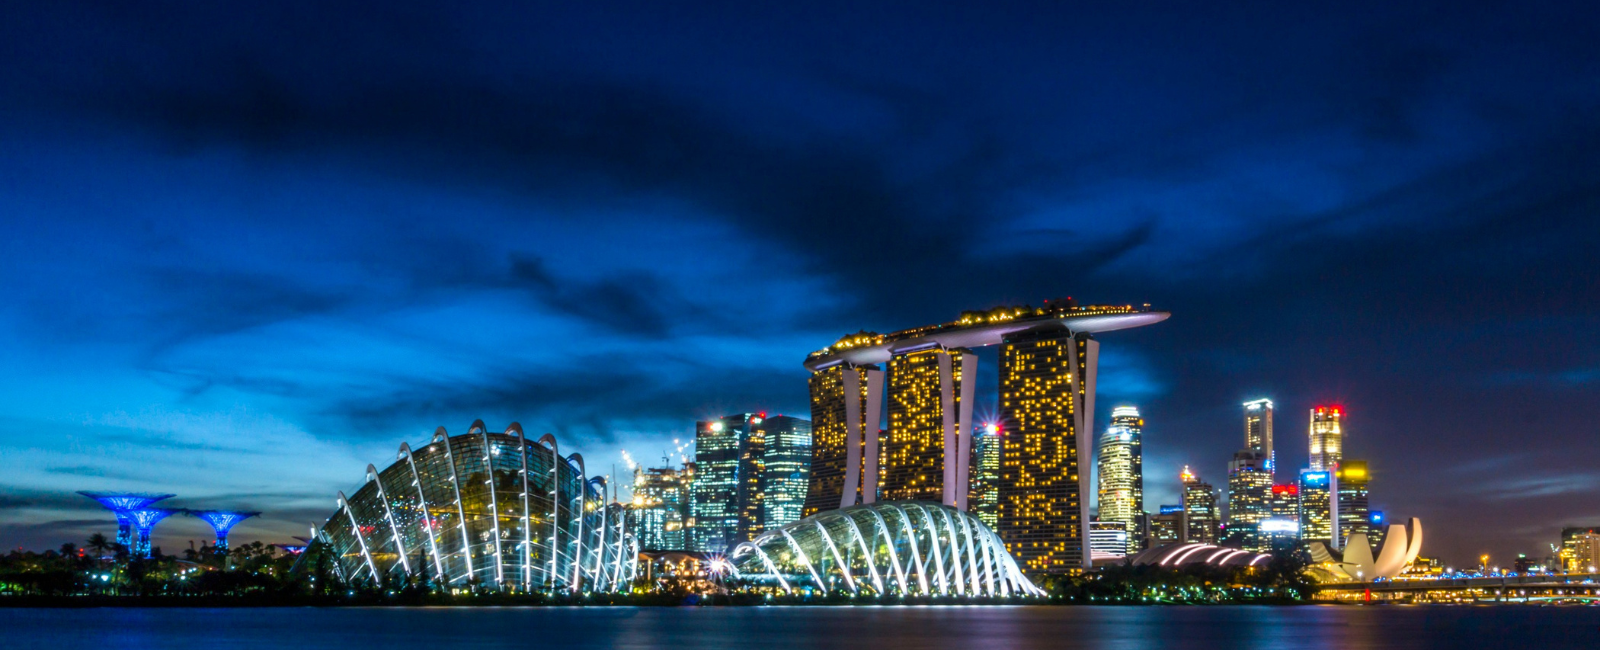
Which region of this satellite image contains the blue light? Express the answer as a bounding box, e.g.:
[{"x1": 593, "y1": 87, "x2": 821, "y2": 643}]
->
[
  {"x1": 77, "y1": 492, "x2": 176, "y2": 548},
  {"x1": 188, "y1": 510, "x2": 262, "y2": 551}
]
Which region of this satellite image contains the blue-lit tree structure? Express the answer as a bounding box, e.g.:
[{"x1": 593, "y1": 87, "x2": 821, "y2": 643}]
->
[
  {"x1": 127, "y1": 508, "x2": 175, "y2": 558},
  {"x1": 188, "y1": 510, "x2": 261, "y2": 552},
  {"x1": 77, "y1": 492, "x2": 176, "y2": 549}
]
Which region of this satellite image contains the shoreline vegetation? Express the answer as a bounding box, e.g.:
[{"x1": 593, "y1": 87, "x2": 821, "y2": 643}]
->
[{"x1": 2, "y1": 537, "x2": 1319, "y2": 607}]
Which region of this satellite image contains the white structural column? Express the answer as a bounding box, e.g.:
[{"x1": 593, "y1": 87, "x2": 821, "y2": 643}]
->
[
  {"x1": 511, "y1": 425, "x2": 533, "y2": 591},
  {"x1": 587, "y1": 477, "x2": 608, "y2": 588},
  {"x1": 400, "y1": 443, "x2": 446, "y2": 581},
  {"x1": 842, "y1": 515, "x2": 884, "y2": 593},
  {"x1": 938, "y1": 352, "x2": 958, "y2": 508},
  {"x1": 537, "y1": 434, "x2": 560, "y2": 591},
  {"x1": 476, "y1": 421, "x2": 504, "y2": 587},
  {"x1": 979, "y1": 523, "x2": 998, "y2": 596},
  {"x1": 339, "y1": 492, "x2": 381, "y2": 583},
  {"x1": 1073, "y1": 336, "x2": 1100, "y2": 571},
  {"x1": 914, "y1": 505, "x2": 948, "y2": 595},
  {"x1": 861, "y1": 368, "x2": 885, "y2": 504},
  {"x1": 567, "y1": 453, "x2": 586, "y2": 592},
  {"x1": 438, "y1": 428, "x2": 476, "y2": 583},
  {"x1": 840, "y1": 369, "x2": 864, "y2": 509},
  {"x1": 753, "y1": 544, "x2": 793, "y2": 593},
  {"x1": 866, "y1": 509, "x2": 907, "y2": 594},
  {"x1": 313, "y1": 525, "x2": 351, "y2": 584},
  {"x1": 897, "y1": 506, "x2": 929, "y2": 594},
  {"x1": 957, "y1": 510, "x2": 982, "y2": 594},
  {"x1": 781, "y1": 529, "x2": 827, "y2": 592},
  {"x1": 367, "y1": 464, "x2": 412, "y2": 576},
  {"x1": 815, "y1": 519, "x2": 856, "y2": 594},
  {"x1": 937, "y1": 508, "x2": 963, "y2": 594},
  {"x1": 955, "y1": 353, "x2": 977, "y2": 510}
]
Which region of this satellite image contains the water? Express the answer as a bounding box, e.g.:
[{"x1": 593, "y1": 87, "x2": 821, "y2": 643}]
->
[{"x1": 1, "y1": 606, "x2": 1595, "y2": 649}]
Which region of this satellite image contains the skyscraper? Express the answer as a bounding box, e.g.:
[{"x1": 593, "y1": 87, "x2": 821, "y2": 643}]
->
[
  {"x1": 632, "y1": 463, "x2": 694, "y2": 551},
  {"x1": 758, "y1": 415, "x2": 812, "y2": 531},
  {"x1": 1226, "y1": 450, "x2": 1273, "y2": 551},
  {"x1": 804, "y1": 360, "x2": 881, "y2": 516},
  {"x1": 1309, "y1": 405, "x2": 1345, "y2": 471},
  {"x1": 883, "y1": 348, "x2": 972, "y2": 502},
  {"x1": 1336, "y1": 460, "x2": 1371, "y2": 548},
  {"x1": 691, "y1": 413, "x2": 764, "y2": 552},
  {"x1": 1298, "y1": 469, "x2": 1336, "y2": 547},
  {"x1": 998, "y1": 329, "x2": 1098, "y2": 574},
  {"x1": 1264, "y1": 483, "x2": 1302, "y2": 549},
  {"x1": 1097, "y1": 405, "x2": 1144, "y2": 553},
  {"x1": 1180, "y1": 466, "x2": 1218, "y2": 544},
  {"x1": 1244, "y1": 398, "x2": 1274, "y2": 472},
  {"x1": 970, "y1": 423, "x2": 1002, "y2": 529}
]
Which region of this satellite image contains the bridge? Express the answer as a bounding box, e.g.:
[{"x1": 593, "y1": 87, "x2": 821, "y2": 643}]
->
[{"x1": 1316, "y1": 573, "x2": 1600, "y2": 604}]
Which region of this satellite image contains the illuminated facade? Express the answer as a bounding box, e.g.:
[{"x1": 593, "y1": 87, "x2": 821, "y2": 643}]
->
[
  {"x1": 77, "y1": 492, "x2": 174, "y2": 549},
  {"x1": 692, "y1": 413, "x2": 763, "y2": 552},
  {"x1": 1096, "y1": 405, "x2": 1144, "y2": 553},
  {"x1": 1088, "y1": 520, "x2": 1129, "y2": 559},
  {"x1": 1244, "y1": 399, "x2": 1274, "y2": 472},
  {"x1": 804, "y1": 361, "x2": 880, "y2": 516},
  {"x1": 1226, "y1": 450, "x2": 1272, "y2": 551},
  {"x1": 759, "y1": 415, "x2": 812, "y2": 531},
  {"x1": 1299, "y1": 470, "x2": 1336, "y2": 547},
  {"x1": 188, "y1": 510, "x2": 260, "y2": 552},
  {"x1": 1560, "y1": 527, "x2": 1600, "y2": 573},
  {"x1": 296, "y1": 421, "x2": 636, "y2": 592},
  {"x1": 1148, "y1": 506, "x2": 1187, "y2": 546},
  {"x1": 999, "y1": 329, "x2": 1096, "y2": 574},
  {"x1": 1309, "y1": 406, "x2": 1344, "y2": 471},
  {"x1": 632, "y1": 463, "x2": 693, "y2": 551},
  {"x1": 970, "y1": 423, "x2": 1001, "y2": 529},
  {"x1": 1336, "y1": 460, "x2": 1371, "y2": 548},
  {"x1": 730, "y1": 501, "x2": 1044, "y2": 597},
  {"x1": 1180, "y1": 467, "x2": 1218, "y2": 544},
  {"x1": 883, "y1": 348, "x2": 973, "y2": 503},
  {"x1": 1264, "y1": 483, "x2": 1301, "y2": 548}
]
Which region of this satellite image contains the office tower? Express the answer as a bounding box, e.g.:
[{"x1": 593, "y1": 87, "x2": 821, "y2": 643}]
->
[
  {"x1": 691, "y1": 413, "x2": 766, "y2": 552},
  {"x1": 1309, "y1": 406, "x2": 1345, "y2": 471},
  {"x1": 970, "y1": 423, "x2": 1002, "y2": 529},
  {"x1": 883, "y1": 348, "x2": 972, "y2": 502},
  {"x1": 1149, "y1": 506, "x2": 1188, "y2": 546},
  {"x1": 1335, "y1": 460, "x2": 1371, "y2": 548},
  {"x1": 1558, "y1": 527, "x2": 1600, "y2": 572},
  {"x1": 1088, "y1": 520, "x2": 1129, "y2": 559},
  {"x1": 1298, "y1": 469, "x2": 1336, "y2": 547},
  {"x1": 1263, "y1": 483, "x2": 1301, "y2": 548},
  {"x1": 1226, "y1": 450, "x2": 1273, "y2": 551},
  {"x1": 1368, "y1": 511, "x2": 1387, "y2": 548},
  {"x1": 758, "y1": 415, "x2": 812, "y2": 531},
  {"x1": 1244, "y1": 399, "x2": 1275, "y2": 472},
  {"x1": 998, "y1": 329, "x2": 1098, "y2": 574},
  {"x1": 1180, "y1": 466, "x2": 1218, "y2": 544},
  {"x1": 633, "y1": 463, "x2": 694, "y2": 551},
  {"x1": 804, "y1": 362, "x2": 881, "y2": 516},
  {"x1": 1097, "y1": 406, "x2": 1144, "y2": 553}
]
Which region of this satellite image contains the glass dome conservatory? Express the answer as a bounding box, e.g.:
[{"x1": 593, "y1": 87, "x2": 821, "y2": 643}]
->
[
  {"x1": 730, "y1": 502, "x2": 1043, "y2": 597},
  {"x1": 298, "y1": 420, "x2": 637, "y2": 592}
]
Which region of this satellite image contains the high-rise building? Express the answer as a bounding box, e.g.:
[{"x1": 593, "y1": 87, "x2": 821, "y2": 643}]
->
[
  {"x1": 970, "y1": 423, "x2": 1002, "y2": 529},
  {"x1": 692, "y1": 414, "x2": 764, "y2": 552},
  {"x1": 1263, "y1": 483, "x2": 1301, "y2": 549},
  {"x1": 1180, "y1": 466, "x2": 1218, "y2": 544},
  {"x1": 1368, "y1": 511, "x2": 1387, "y2": 548},
  {"x1": 1309, "y1": 406, "x2": 1345, "y2": 471},
  {"x1": 1298, "y1": 470, "x2": 1336, "y2": 547},
  {"x1": 883, "y1": 348, "x2": 972, "y2": 502},
  {"x1": 1558, "y1": 527, "x2": 1600, "y2": 573},
  {"x1": 1088, "y1": 520, "x2": 1129, "y2": 559},
  {"x1": 632, "y1": 463, "x2": 694, "y2": 551},
  {"x1": 1244, "y1": 399, "x2": 1275, "y2": 472},
  {"x1": 804, "y1": 361, "x2": 881, "y2": 516},
  {"x1": 1336, "y1": 460, "x2": 1371, "y2": 548},
  {"x1": 998, "y1": 329, "x2": 1098, "y2": 574},
  {"x1": 758, "y1": 415, "x2": 812, "y2": 531},
  {"x1": 1097, "y1": 405, "x2": 1144, "y2": 554},
  {"x1": 1226, "y1": 450, "x2": 1273, "y2": 551},
  {"x1": 1148, "y1": 506, "x2": 1188, "y2": 547}
]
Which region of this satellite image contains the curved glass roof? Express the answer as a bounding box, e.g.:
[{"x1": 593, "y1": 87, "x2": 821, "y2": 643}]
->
[{"x1": 730, "y1": 501, "x2": 1043, "y2": 598}]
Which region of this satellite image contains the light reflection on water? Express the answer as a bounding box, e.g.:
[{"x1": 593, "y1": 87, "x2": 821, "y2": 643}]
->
[{"x1": 0, "y1": 605, "x2": 1594, "y2": 650}]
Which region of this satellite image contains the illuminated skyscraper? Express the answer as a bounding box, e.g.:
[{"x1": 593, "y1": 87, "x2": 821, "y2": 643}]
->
[
  {"x1": 998, "y1": 329, "x2": 1098, "y2": 574},
  {"x1": 803, "y1": 357, "x2": 882, "y2": 516},
  {"x1": 1097, "y1": 406, "x2": 1144, "y2": 553},
  {"x1": 883, "y1": 348, "x2": 972, "y2": 502},
  {"x1": 1336, "y1": 460, "x2": 1371, "y2": 548},
  {"x1": 691, "y1": 413, "x2": 765, "y2": 552},
  {"x1": 1244, "y1": 399, "x2": 1274, "y2": 472},
  {"x1": 758, "y1": 415, "x2": 811, "y2": 531},
  {"x1": 1309, "y1": 406, "x2": 1345, "y2": 471},
  {"x1": 1226, "y1": 450, "x2": 1273, "y2": 551},
  {"x1": 970, "y1": 423, "x2": 1002, "y2": 529},
  {"x1": 632, "y1": 463, "x2": 693, "y2": 551},
  {"x1": 1263, "y1": 483, "x2": 1301, "y2": 549},
  {"x1": 1298, "y1": 469, "x2": 1336, "y2": 547},
  {"x1": 1088, "y1": 521, "x2": 1129, "y2": 559},
  {"x1": 1180, "y1": 466, "x2": 1218, "y2": 544}
]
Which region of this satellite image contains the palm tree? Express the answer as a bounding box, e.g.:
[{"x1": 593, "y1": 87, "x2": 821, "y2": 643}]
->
[{"x1": 87, "y1": 533, "x2": 111, "y2": 563}]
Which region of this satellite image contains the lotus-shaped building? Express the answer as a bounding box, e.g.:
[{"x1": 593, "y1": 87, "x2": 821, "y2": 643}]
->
[
  {"x1": 298, "y1": 421, "x2": 637, "y2": 592},
  {"x1": 730, "y1": 502, "x2": 1043, "y2": 597},
  {"x1": 1308, "y1": 517, "x2": 1423, "y2": 582}
]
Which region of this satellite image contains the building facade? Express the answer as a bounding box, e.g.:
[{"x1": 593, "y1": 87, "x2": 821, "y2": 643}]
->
[
  {"x1": 1096, "y1": 405, "x2": 1144, "y2": 553},
  {"x1": 1226, "y1": 450, "x2": 1273, "y2": 551},
  {"x1": 1180, "y1": 466, "x2": 1218, "y2": 544},
  {"x1": 1089, "y1": 520, "x2": 1130, "y2": 559},
  {"x1": 1335, "y1": 460, "x2": 1371, "y2": 549},
  {"x1": 1263, "y1": 483, "x2": 1301, "y2": 548},
  {"x1": 632, "y1": 464, "x2": 694, "y2": 551},
  {"x1": 1244, "y1": 398, "x2": 1274, "y2": 472},
  {"x1": 692, "y1": 414, "x2": 758, "y2": 552},
  {"x1": 758, "y1": 415, "x2": 812, "y2": 531},
  {"x1": 970, "y1": 423, "x2": 1002, "y2": 529},
  {"x1": 883, "y1": 348, "x2": 972, "y2": 503},
  {"x1": 1298, "y1": 470, "x2": 1336, "y2": 547},
  {"x1": 1309, "y1": 406, "x2": 1345, "y2": 472},
  {"x1": 803, "y1": 358, "x2": 881, "y2": 516}
]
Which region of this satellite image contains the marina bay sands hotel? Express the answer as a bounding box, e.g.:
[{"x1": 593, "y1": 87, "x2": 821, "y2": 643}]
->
[{"x1": 801, "y1": 299, "x2": 1168, "y2": 574}]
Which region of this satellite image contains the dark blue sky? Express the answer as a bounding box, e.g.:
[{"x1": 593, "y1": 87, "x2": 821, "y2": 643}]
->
[{"x1": 2, "y1": 2, "x2": 1596, "y2": 565}]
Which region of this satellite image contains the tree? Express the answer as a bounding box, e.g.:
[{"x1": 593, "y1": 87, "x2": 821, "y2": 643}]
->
[{"x1": 86, "y1": 533, "x2": 111, "y2": 567}]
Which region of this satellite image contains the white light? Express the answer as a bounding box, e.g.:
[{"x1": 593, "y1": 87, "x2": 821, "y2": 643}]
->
[{"x1": 710, "y1": 422, "x2": 724, "y2": 432}]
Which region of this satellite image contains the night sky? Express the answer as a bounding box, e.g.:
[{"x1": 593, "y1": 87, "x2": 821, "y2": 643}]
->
[{"x1": 2, "y1": 2, "x2": 1597, "y2": 566}]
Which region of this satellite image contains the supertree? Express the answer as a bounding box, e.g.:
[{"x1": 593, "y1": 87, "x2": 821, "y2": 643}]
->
[
  {"x1": 127, "y1": 508, "x2": 176, "y2": 558},
  {"x1": 77, "y1": 492, "x2": 176, "y2": 549},
  {"x1": 187, "y1": 510, "x2": 262, "y2": 552}
]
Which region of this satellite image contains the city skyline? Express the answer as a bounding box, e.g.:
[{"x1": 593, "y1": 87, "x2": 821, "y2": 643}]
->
[{"x1": 2, "y1": 2, "x2": 1598, "y2": 570}]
